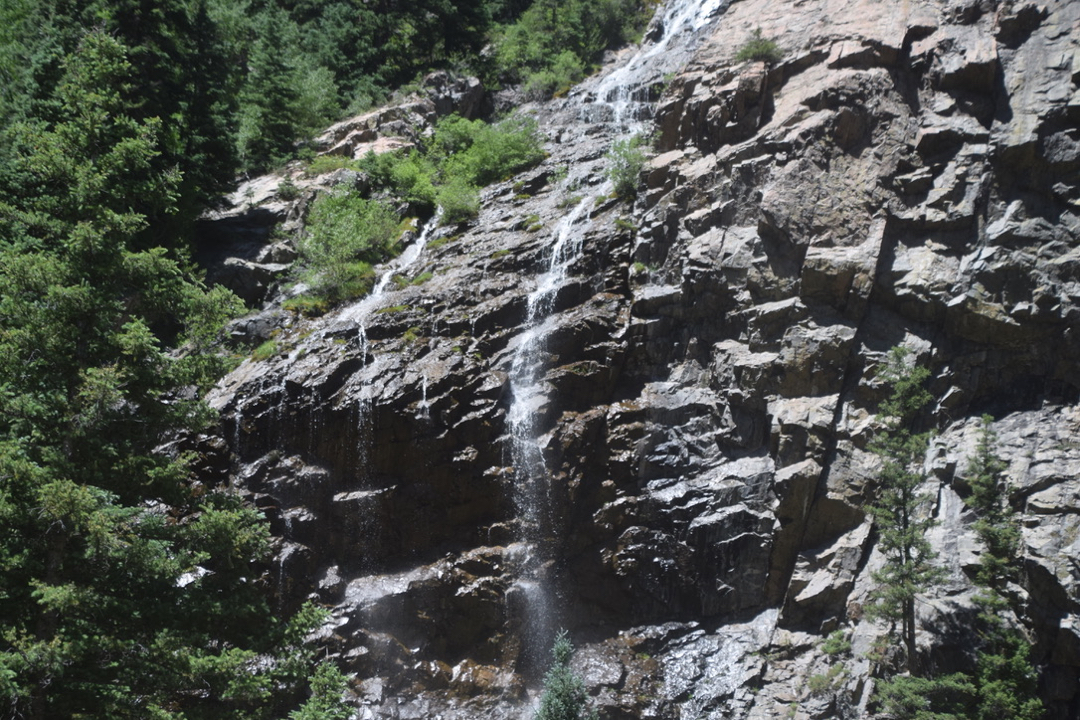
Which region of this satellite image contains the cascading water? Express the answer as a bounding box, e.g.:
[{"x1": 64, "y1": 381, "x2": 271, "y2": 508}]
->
[
  {"x1": 333, "y1": 212, "x2": 439, "y2": 572},
  {"x1": 507, "y1": 197, "x2": 593, "y2": 673},
  {"x1": 506, "y1": 0, "x2": 723, "y2": 679},
  {"x1": 341, "y1": 211, "x2": 437, "y2": 363},
  {"x1": 587, "y1": 0, "x2": 727, "y2": 129}
]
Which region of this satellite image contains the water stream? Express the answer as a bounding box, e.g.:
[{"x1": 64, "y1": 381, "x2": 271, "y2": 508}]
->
[
  {"x1": 507, "y1": 197, "x2": 593, "y2": 672},
  {"x1": 340, "y1": 212, "x2": 439, "y2": 480},
  {"x1": 506, "y1": 0, "x2": 723, "y2": 677}
]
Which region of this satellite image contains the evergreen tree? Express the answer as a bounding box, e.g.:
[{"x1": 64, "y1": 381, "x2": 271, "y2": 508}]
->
[
  {"x1": 237, "y1": 8, "x2": 303, "y2": 171},
  {"x1": 962, "y1": 417, "x2": 1043, "y2": 720},
  {"x1": 866, "y1": 348, "x2": 975, "y2": 719},
  {"x1": 535, "y1": 631, "x2": 597, "y2": 720},
  {"x1": 0, "y1": 31, "x2": 320, "y2": 719},
  {"x1": 866, "y1": 346, "x2": 942, "y2": 676},
  {"x1": 0, "y1": 0, "x2": 240, "y2": 237},
  {"x1": 964, "y1": 417, "x2": 1021, "y2": 591}
]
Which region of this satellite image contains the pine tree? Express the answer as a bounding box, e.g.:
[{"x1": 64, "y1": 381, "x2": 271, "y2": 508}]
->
[
  {"x1": 237, "y1": 8, "x2": 303, "y2": 172},
  {"x1": 535, "y1": 631, "x2": 598, "y2": 720},
  {"x1": 866, "y1": 346, "x2": 942, "y2": 676},
  {"x1": 962, "y1": 417, "x2": 1043, "y2": 720},
  {"x1": 0, "y1": 31, "x2": 321, "y2": 719}
]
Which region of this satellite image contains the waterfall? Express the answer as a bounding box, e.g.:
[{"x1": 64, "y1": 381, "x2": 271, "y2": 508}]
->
[
  {"x1": 507, "y1": 198, "x2": 592, "y2": 673},
  {"x1": 340, "y1": 211, "x2": 439, "y2": 479},
  {"x1": 590, "y1": 0, "x2": 727, "y2": 129},
  {"x1": 341, "y1": 211, "x2": 437, "y2": 360},
  {"x1": 506, "y1": 0, "x2": 723, "y2": 679}
]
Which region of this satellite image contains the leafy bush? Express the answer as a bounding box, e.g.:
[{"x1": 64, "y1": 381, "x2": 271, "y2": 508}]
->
[
  {"x1": 359, "y1": 150, "x2": 438, "y2": 212},
  {"x1": 252, "y1": 340, "x2": 280, "y2": 360},
  {"x1": 282, "y1": 294, "x2": 330, "y2": 316},
  {"x1": 493, "y1": 0, "x2": 656, "y2": 99},
  {"x1": 437, "y1": 114, "x2": 547, "y2": 186},
  {"x1": 305, "y1": 154, "x2": 362, "y2": 177},
  {"x1": 522, "y1": 51, "x2": 586, "y2": 100},
  {"x1": 358, "y1": 113, "x2": 545, "y2": 225},
  {"x1": 297, "y1": 191, "x2": 397, "y2": 300},
  {"x1": 606, "y1": 134, "x2": 648, "y2": 200},
  {"x1": 734, "y1": 28, "x2": 783, "y2": 64},
  {"x1": 437, "y1": 176, "x2": 481, "y2": 224},
  {"x1": 389, "y1": 151, "x2": 439, "y2": 209}
]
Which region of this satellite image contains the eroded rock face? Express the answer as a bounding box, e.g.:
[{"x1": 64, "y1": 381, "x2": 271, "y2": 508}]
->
[{"x1": 195, "y1": 0, "x2": 1080, "y2": 717}]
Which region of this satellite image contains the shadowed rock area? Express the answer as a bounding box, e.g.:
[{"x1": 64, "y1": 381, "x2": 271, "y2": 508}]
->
[{"x1": 193, "y1": 0, "x2": 1080, "y2": 717}]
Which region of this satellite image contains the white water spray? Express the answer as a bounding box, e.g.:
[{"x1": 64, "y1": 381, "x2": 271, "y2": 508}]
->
[{"x1": 591, "y1": 0, "x2": 727, "y2": 128}]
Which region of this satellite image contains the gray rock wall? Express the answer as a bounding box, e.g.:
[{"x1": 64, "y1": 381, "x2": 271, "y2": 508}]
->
[{"x1": 197, "y1": 0, "x2": 1080, "y2": 717}]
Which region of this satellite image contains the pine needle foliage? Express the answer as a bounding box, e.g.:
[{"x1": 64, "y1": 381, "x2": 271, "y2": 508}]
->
[
  {"x1": 535, "y1": 631, "x2": 598, "y2": 720},
  {"x1": 0, "y1": 31, "x2": 327, "y2": 718},
  {"x1": 865, "y1": 346, "x2": 942, "y2": 676},
  {"x1": 963, "y1": 417, "x2": 1021, "y2": 591},
  {"x1": 734, "y1": 28, "x2": 784, "y2": 64},
  {"x1": 962, "y1": 417, "x2": 1044, "y2": 720}
]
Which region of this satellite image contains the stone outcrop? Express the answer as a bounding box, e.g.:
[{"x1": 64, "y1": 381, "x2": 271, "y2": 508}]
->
[
  {"x1": 196, "y1": 73, "x2": 486, "y2": 306},
  {"x1": 194, "y1": 0, "x2": 1080, "y2": 718}
]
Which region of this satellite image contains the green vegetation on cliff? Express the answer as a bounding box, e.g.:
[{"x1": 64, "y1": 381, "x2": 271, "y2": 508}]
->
[
  {"x1": 866, "y1": 346, "x2": 940, "y2": 677},
  {"x1": 535, "y1": 631, "x2": 598, "y2": 720},
  {"x1": 493, "y1": 0, "x2": 657, "y2": 99},
  {"x1": 867, "y1": 352, "x2": 1044, "y2": 720},
  {"x1": 0, "y1": 10, "x2": 573, "y2": 708}
]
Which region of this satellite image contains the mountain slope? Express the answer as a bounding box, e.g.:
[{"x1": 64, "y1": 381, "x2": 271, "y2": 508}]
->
[{"x1": 198, "y1": 0, "x2": 1080, "y2": 717}]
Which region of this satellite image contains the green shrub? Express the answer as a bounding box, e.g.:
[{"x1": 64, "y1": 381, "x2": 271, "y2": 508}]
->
[
  {"x1": 345, "y1": 115, "x2": 543, "y2": 235},
  {"x1": 297, "y1": 191, "x2": 397, "y2": 300},
  {"x1": 735, "y1": 28, "x2": 783, "y2": 64},
  {"x1": 807, "y1": 663, "x2": 845, "y2": 696},
  {"x1": 535, "y1": 630, "x2": 598, "y2": 720},
  {"x1": 437, "y1": 175, "x2": 481, "y2": 224},
  {"x1": 305, "y1": 154, "x2": 361, "y2": 176},
  {"x1": 252, "y1": 340, "x2": 280, "y2": 361},
  {"x1": 428, "y1": 233, "x2": 459, "y2": 248},
  {"x1": 283, "y1": 294, "x2": 330, "y2": 316},
  {"x1": 874, "y1": 673, "x2": 975, "y2": 719},
  {"x1": 437, "y1": 114, "x2": 547, "y2": 186},
  {"x1": 493, "y1": 0, "x2": 655, "y2": 97},
  {"x1": 821, "y1": 630, "x2": 851, "y2": 657},
  {"x1": 278, "y1": 177, "x2": 301, "y2": 201},
  {"x1": 606, "y1": 134, "x2": 648, "y2": 200},
  {"x1": 355, "y1": 114, "x2": 544, "y2": 224},
  {"x1": 522, "y1": 51, "x2": 586, "y2": 100}
]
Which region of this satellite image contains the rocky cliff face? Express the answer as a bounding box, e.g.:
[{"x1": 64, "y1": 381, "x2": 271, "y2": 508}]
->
[{"x1": 196, "y1": 0, "x2": 1080, "y2": 717}]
